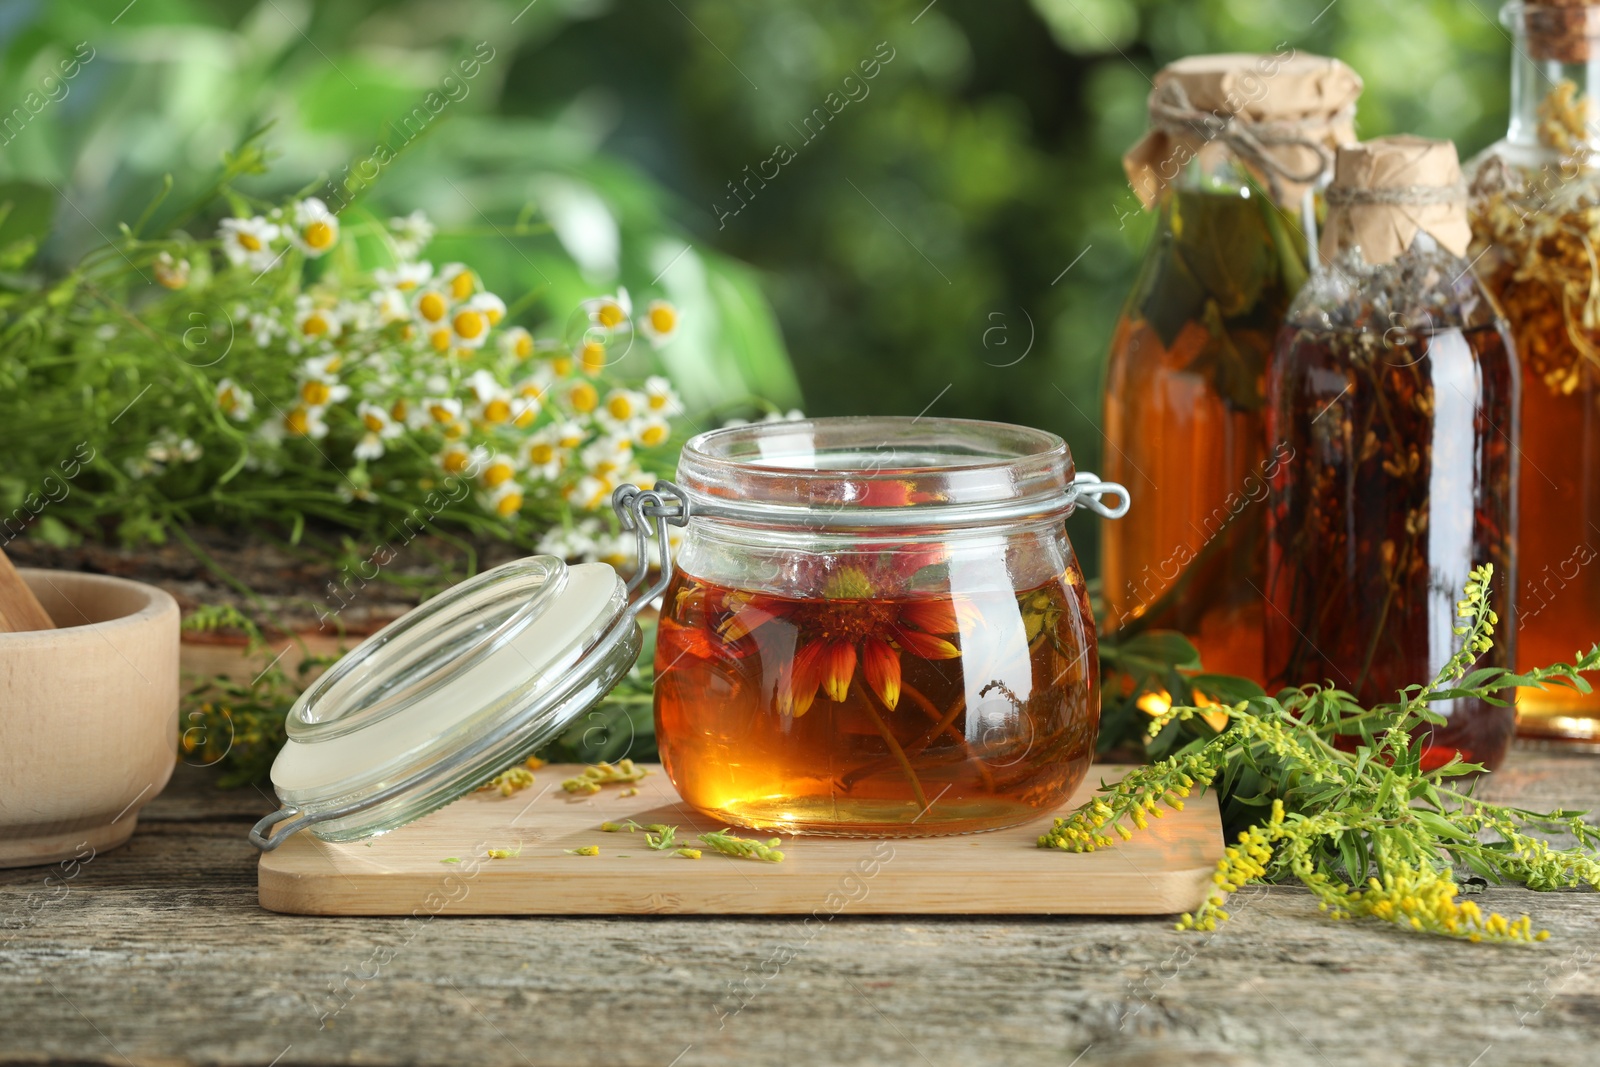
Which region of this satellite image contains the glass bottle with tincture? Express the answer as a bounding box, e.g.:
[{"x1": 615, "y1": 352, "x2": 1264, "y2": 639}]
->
[
  {"x1": 1268, "y1": 135, "x2": 1519, "y2": 772},
  {"x1": 1469, "y1": 1, "x2": 1600, "y2": 745},
  {"x1": 1103, "y1": 52, "x2": 1363, "y2": 683}
]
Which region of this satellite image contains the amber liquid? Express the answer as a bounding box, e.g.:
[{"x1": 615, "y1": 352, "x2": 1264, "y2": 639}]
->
[
  {"x1": 1101, "y1": 188, "x2": 1304, "y2": 682},
  {"x1": 1266, "y1": 323, "x2": 1518, "y2": 771},
  {"x1": 1102, "y1": 313, "x2": 1270, "y2": 677},
  {"x1": 1477, "y1": 255, "x2": 1600, "y2": 740},
  {"x1": 653, "y1": 572, "x2": 1099, "y2": 836}
]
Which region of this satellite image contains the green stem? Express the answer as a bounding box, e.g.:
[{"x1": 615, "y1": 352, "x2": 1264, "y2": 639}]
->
[{"x1": 858, "y1": 689, "x2": 929, "y2": 812}]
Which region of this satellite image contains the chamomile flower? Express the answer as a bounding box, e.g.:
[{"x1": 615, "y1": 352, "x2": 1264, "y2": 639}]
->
[
  {"x1": 566, "y1": 475, "x2": 613, "y2": 511},
  {"x1": 469, "y1": 292, "x2": 506, "y2": 327},
  {"x1": 582, "y1": 288, "x2": 631, "y2": 333},
  {"x1": 500, "y1": 326, "x2": 536, "y2": 361},
  {"x1": 479, "y1": 452, "x2": 522, "y2": 489},
  {"x1": 467, "y1": 370, "x2": 514, "y2": 424},
  {"x1": 524, "y1": 427, "x2": 567, "y2": 478},
  {"x1": 515, "y1": 365, "x2": 553, "y2": 405},
  {"x1": 297, "y1": 357, "x2": 351, "y2": 409},
  {"x1": 449, "y1": 303, "x2": 491, "y2": 350},
  {"x1": 248, "y1": 310, "x2": 284, "y2": 348},
  {"x1": 488, "y1": 480, "x2": 525, "y2": 518},
  {"x1": 643, "y1": 376, "x2": 682, "y2": 416},
  {"x1": 567, "y1": 380, "x2": 599, "y2": 414},
  {"x1": 579, "y1": 340, "x2": 609, "y2": 376},
  {"x1": 293, "y1": 297, "x2": 341, "y2": 343},
  {"x1": 154, "y1": 252, "x2": 190, "y2": 290},
  {"x1": 553, "y1": 420, "x2": 587, "y2": 450},
  {"x1": 284, "y1": 405, "x2": 330, "y2": 439},
  {"x1": 377, "y1": 262, "x2": 434, "y2": 291},
  {"x1": 438, "y1": 263, "x2": 478, "y2": 302},
  {"x1": 354, "y1": 402, "x2": 404, "y2": 460},
  {"x1": 550, "y1": 350, "x2": 576, "y2": 377},
  {"x1": 289, "y1": 198, "x2": 340, "y2": 257},
  {"x1": 632, "y1": 415, "x2": 672, "y2": 449},
  {"x1": 372, "y1": 289, "x2": 410, "y2": 325},
  {"x1": 426, "y1": 325, "x2": 454, "y2": 354},
  {"x1": 147, "y1": 431, "x2": 203, "y2": 464},
  {"x1": 582, "y1": 435, "x2": 634, "y2": 482},
  {"x1": 509, "y1": 394, "x2": 541, "y2": 429},
  {"x1": 389, "y1": 211, "x2": 435, "y2": 260},
  {"x1": 421, "y1": 395, "x2": 463, "y2": 436},
  {"x1": 390, "y1": 396, "x2": 425, "y2": 430},
  {"x1": 639, "y1": 300, "x2": 679, "y2": 346},
  {"x1": 601, "y1": 388, "x2": 646, "y2": 426},
  {"x1": 413, "y1": 288, "x2": 451, "y2": 327},
  {"x1": 215, "y1": 379, "x2": 255, "y2": 421},
  {"x1": 437, "y1": 442, "x2": 488, "y2": 478},
  {"x1": 218, "y1": 216, "x2": 281, "y2": 271}
]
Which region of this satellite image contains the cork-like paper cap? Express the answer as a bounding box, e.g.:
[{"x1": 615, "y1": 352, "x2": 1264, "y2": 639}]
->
[
  {"x1": 1319, "y1": 135, "x2": 1471, "y2": 266},
  {"x1": 1123, "y1": 52, "x2": 1364, "y2": 208},
  {"x1": 1517, "y1": 1, "x2": 1600, "y2": 63}
]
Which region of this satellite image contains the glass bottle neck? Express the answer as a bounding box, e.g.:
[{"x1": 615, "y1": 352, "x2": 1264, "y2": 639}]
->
[{"x1": 1504, "y1": 2, "x2": 1600, "y2": 151}]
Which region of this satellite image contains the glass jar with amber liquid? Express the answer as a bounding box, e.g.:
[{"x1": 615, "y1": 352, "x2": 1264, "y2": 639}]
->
[
  {"x1": 1470, "y1": 2, "x2": 1600, "y2": 744},
  {"x1": 651, "y1": 417, "x2": 1127, "y2": 836},
  {"x1": 1103, "y1": 53, "x2": 1361, "y2": 681},
  {"x1": 1267, "y1": 137, "x2": 1519, "y2": 772}
]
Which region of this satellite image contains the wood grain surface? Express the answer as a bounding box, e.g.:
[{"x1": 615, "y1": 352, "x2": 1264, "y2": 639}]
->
[
  {"x1": 257, "y1": 765, "x2": 1222, "y2": 916},
  {"x1": 0, "y1": 546, "x2": 54, "y2": 631},
  {"x1": 5, "y1": 750, "x2": 1600, "y2": 1067}
]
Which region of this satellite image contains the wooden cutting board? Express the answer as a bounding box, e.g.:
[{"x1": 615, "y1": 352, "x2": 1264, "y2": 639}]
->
[{"x1": 257, "y1": 764, "x2": 1224, "y2": 916}]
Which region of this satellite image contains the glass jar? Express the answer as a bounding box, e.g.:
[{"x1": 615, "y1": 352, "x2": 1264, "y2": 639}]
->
[
  {"x1": 1469, "y1": 2, "x2": 1600, "y2": 744},
  {"x1": 652, "y1": 417, "x2": 1121, "y2": 836},
  {"x1": 1267, "y1": 137, "x2": 1519, "y2": 772},
  {"x1": 1103, "y1": 53, "x2": 1361, "y2": 682}
]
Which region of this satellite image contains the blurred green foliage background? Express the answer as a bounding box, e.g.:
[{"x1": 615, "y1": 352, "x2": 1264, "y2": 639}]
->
[{"x1": 0, "y1": 0, "x2": 1512, "y2": 569}]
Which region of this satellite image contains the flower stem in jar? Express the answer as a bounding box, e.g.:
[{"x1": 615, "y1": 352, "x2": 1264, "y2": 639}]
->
[{"x1": 857, "y1": 690, "x2": 928, "y2": 811}]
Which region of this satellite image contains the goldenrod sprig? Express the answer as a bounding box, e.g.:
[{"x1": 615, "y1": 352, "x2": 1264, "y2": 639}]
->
[
  {"x1": 561, "y1": 759, "x2": 651, "y2": 794},
  {"x1": 1049, "y1": 567, "x2": 1600, "y2": 944},
  {"x1": 699, "y1": 829, "x2": 786, "y2": 863}
]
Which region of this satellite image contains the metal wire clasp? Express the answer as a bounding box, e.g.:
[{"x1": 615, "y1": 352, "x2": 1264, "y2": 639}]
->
[
  {"x1": 1066, "y1": 471, "x2": 1131, "y2": 519},
  {"x1": 611, "y1": 480, "x2": 692, "y2": 613}
]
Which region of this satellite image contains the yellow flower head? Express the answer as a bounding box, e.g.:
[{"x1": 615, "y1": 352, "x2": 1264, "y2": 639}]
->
[
  {"x1": 415, "y1": 289, "x2": 450, "y2": 325},
  {"x1": 605, "y1": 389, "x2": 642, "y2": 422},
  {"x1": 154, "y1": 252, "x2": 190, "y2": 290},
  {"x1": 439, "y1": 263, "x2": 477, "y2": 301},
  {"x1": 635, "y1": 416, "x2": 671, "y2": 448},
  {"x1": 290, "y1": 198, "x2": 340, "y2": 257},
  {"x1": 580, "y1": 340, "x2": 608, "y2": 376},
  {"x1": 583, "y1": 289, "x2": 631, "y2": 332},
  {"x1": 470, "y1": 292, "x2": 506, "y2": 326},
  {"x1": 451, "y1": 307, "x2": 489, "y2": 349},
  {"x1": 481, "y1": 452, "x2": 519, "y2": 488},
  {"x1": 500, "y1": 326, "x2": 535, "y2": 360},
  {"x1": 490, "y1": 480, "x2": 524, "y2": 517},
  {"x1": 640, "y1": 299, "x2": 679, "y2": 347},
  {"x1": 568, "y1": 380, "x2": 599, "y2": 414}
]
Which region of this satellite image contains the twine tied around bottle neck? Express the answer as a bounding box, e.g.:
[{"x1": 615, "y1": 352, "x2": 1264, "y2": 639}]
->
[
  {"x1": 1318, "y1": 136, "x2": 1472, "y2": 266},
  {"x1": 1145, "y1": 79, "x2": 1351, "y2": 204}
]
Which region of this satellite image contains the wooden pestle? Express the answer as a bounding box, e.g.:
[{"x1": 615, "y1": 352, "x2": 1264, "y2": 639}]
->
[{"x1": 0, "y1": 546, "x2": 54, "y2": 632}]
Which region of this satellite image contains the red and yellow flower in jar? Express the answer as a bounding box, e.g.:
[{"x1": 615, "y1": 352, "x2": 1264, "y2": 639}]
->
[{"x1": 649, "y1": 417, "x2": 1126, "y2": 836}]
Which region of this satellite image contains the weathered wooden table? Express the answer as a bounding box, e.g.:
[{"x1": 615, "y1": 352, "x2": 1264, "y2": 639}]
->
[{"x1": 4, "y1": 749, "x2": 1599, "y2": 1067}]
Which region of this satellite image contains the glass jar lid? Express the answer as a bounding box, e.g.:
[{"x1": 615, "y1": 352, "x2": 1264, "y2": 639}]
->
[
  {"x1": 250, "y1": 555, "x2": 640, "y2": 848},
  {"x1": 675, "y1": 416, "x2": 1130, "y2": 528}
]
